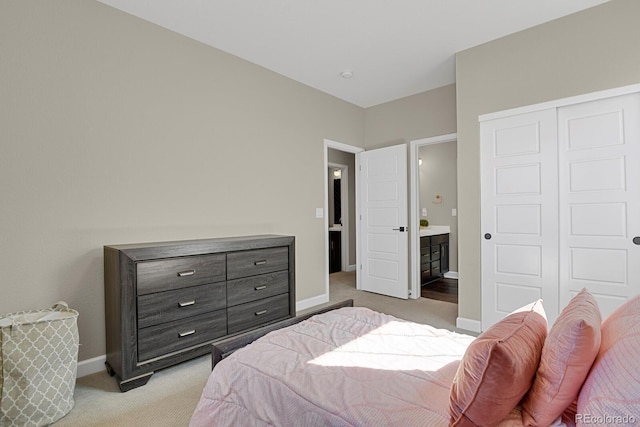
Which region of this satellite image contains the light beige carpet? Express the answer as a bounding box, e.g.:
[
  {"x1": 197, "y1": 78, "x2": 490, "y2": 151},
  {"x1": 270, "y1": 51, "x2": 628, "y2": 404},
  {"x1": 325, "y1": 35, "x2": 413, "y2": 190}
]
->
[
  {"x1": 54, "y1": 354, "x2": 210, "y2": 426},
  {"x1": 54, "y1": 271, "x2": 469, "y2": 426}
]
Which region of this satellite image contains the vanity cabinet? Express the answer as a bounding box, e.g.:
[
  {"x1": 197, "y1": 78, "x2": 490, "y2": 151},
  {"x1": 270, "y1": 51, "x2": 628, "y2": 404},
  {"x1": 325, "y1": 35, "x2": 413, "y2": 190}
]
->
[
  {"x1": 104, "y1": 235, "x2": 295, "y2": 391},
  {"x1": 420, "y1": 234, "x2": 449, "y2": 285}
]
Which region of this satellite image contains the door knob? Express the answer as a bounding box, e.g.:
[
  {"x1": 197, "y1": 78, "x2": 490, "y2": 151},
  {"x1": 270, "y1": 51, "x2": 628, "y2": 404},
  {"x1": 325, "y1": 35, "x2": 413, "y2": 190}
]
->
[
  {"x1": 633, "y1": 237, "x2": 640, "y2": 245},
  {"x1": 484, "y1": 233, "x2": 492, "y2": 240},
  {"x1": 393, "y1": 227, "x2": 406, "y2": 232}
]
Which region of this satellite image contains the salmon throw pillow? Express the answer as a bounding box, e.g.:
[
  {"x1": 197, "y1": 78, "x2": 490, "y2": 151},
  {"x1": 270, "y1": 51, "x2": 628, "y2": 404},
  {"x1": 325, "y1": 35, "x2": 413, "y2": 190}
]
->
[
  {"x1": 449, "y1": 300, "x2": 547, "y2": 427},
  {"x1": 576, "y1": 295, "x2": 640, "y2": 422},
  {"x1": 521, "y1": 289, "x2": 601, "y2": 426}
]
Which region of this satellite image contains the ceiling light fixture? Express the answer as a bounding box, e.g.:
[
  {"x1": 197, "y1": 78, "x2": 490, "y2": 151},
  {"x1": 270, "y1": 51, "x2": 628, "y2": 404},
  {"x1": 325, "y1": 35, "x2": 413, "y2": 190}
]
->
[{"x1": 340, "y1": 70, "x2": 353, "y2": 79}]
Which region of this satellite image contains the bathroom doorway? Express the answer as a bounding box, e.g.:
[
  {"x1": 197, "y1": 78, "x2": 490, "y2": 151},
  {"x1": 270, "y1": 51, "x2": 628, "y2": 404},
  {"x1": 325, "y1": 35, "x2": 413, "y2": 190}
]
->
[{"x1": 409, "y1": 133, "x2": 459, "y2": 302}]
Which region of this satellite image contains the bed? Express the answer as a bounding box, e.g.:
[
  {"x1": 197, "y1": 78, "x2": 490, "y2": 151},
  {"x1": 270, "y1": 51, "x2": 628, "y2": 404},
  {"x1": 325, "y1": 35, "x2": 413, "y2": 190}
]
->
[{"x1": 191, "y1": 293, "x2": 640, "y2": 427}]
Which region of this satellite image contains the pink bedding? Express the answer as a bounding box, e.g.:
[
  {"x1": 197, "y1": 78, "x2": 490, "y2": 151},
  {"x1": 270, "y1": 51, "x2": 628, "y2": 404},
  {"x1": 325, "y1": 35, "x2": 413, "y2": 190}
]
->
[{"x1": 190, "y1": 307, "x2": 475, "y2": 426}]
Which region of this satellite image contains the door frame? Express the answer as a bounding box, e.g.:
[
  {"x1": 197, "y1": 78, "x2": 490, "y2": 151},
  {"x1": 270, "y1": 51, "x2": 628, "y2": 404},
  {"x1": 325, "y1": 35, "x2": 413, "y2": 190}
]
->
[
  {"x1": 324, "y1": 139, "x2": 364, "y2": 297},
  {"x1": 409, "y1": 133, "x2": 457, "y2": 300}
]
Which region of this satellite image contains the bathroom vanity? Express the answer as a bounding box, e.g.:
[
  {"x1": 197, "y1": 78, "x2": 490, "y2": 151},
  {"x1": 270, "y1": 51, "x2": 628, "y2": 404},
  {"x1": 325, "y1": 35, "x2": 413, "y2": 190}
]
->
[{"x1": 420, "y1": 226, "x2": 450, "y2": 285}]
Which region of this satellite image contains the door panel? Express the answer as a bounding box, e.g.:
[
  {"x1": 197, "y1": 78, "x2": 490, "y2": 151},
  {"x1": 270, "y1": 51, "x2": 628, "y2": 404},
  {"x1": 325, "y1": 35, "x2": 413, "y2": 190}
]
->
[
  {"x1": 481, "y1": 109, "x2": 559, "y2": 330},
  {"x1": 359, "y1": 144, "x2": 408, "y2": 299},
  {"x1": 558, "y1": 93, "x2": 640, "y2": 318}
]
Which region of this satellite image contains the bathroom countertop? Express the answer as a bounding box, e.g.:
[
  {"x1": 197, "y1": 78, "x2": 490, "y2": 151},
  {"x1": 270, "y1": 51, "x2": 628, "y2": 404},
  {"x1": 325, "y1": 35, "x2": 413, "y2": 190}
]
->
[{"x1": 419, "y1": 225, "x2": 450, "y2": 236}]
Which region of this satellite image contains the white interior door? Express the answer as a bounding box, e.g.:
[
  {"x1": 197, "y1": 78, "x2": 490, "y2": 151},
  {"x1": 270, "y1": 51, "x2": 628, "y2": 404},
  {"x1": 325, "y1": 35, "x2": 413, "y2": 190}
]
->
[
  {"x1": 481, "y1": 109, "x2": 559, "y2": 329},
  {"x1": 359, "y1": 144, "x2": 409, "y2": 299},
  {"x1": 558, "y1": 93, "x2": 640, "y2": 319}
]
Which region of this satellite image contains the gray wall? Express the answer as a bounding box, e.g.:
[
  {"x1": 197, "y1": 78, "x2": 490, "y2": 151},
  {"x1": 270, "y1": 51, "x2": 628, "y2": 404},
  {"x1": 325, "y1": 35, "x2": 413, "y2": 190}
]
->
[
  {"x1": 364, "y1": 84, "x2": 457, "y2": 150},
  {"x1": 455, "y1": 0, "x2": 640, "y2": 323},
  {"x1": 0, "y1": 1, "x2": 363, "y2": 361},
  {"x1": 419, "y1": 141, "x2": 458, "y2": 271}
]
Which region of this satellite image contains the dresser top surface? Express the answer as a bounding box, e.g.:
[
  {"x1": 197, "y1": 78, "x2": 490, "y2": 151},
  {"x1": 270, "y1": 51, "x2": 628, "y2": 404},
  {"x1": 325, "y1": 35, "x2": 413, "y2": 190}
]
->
[{"x1": 105, "y1": 235, "x2": 295, "y2": 261}]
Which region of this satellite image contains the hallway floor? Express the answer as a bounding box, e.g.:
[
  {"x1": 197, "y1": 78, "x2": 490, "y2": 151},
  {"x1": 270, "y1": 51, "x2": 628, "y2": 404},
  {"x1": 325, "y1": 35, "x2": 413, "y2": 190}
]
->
[{"x1": 328, "y1": 271, "x2": 469, "y2": 333}]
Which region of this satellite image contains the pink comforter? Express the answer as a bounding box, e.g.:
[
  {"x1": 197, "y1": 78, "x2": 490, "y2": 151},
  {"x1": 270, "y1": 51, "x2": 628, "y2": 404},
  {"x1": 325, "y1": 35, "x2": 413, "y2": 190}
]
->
[{"x1": 190, "y1": 307, "x2": 474, "y2": 426}]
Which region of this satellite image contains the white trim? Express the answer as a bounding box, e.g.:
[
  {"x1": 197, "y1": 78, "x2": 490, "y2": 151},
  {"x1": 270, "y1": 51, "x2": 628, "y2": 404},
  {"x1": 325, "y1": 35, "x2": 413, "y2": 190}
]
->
[
  {"x1": 344, "y1": 264, "x2": 357, "y2": 272},
  {"x1": 456, "y1": 317, "x2": 482, "y2": 333},
  {"x1": 324, "y1": 139, "x2": 364, "y2": 296},
  {"x1": 479, "y1": 82, "x2": 640, "y2": 122},
  {"x1": 324, "y1": 139, "x2": 364, "y2": 154},
  {"x1": 76, "y1": 354, "x2": 107, "y2": 378},
  {"x1": 444, "y1": 270, "x2": 458, "y2": 279},
  {"x1": 409, "y1": 133, "x2": 457, "y2": 301},
  {"x1": 295, "y1": 293, "x2": 329, "y2": 313}
]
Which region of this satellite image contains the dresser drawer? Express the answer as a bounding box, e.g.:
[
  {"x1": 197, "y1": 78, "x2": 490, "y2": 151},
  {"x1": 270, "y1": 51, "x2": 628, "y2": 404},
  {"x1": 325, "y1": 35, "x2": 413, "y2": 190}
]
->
[
  {"x1": 227, "y1": 294, "x2": 289, "y2": 334},
  {"x1": 431, "y1": 262, "x2": 441, "y2": 276},
  {"x1": 137, "y1": 309, "x2": 227, "y2": 362},
  {"x1": 421, "y1": 247, "x2": 432, "y2": 264},
  {"x1": 137, "y1": 282, "x2": 227, "y2": 329},
  {"x1": 421, "y1": 268, "x2": 432, "y2": 283},
  {"x1": 430, "y1": 234, "x2": 448, "y2": 245},
  {"x1": 227, "y1": 271, "x2": 289, "y2": 307},
  {"x1": 227, "y1": 247, "x2": 288, "y2": 280},
  {"x1": 137, "y1": 254, "x2": 226, "y2": 295}
]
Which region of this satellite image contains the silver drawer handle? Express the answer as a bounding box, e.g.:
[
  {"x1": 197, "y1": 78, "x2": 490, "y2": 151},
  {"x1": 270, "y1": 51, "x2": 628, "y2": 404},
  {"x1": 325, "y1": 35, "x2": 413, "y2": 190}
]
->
[
  {"x1": 177, "y1": 270, "x2": 196, "y2": 277},
  {"x1": 255, "y1": 310, "x2": 268, "y2": 316},
  {"x1": 178, "y1": 330, "x2": 196, "y2": 338},
  {"x1": 178, "y1": 300, "x2": 196, "y2": 307},
  {"x1": 254, "y1": 260, "x2": 267, "y2": 266},
  {"x1": 254, "y1": 285, "x2": 267, "y2": 291}
]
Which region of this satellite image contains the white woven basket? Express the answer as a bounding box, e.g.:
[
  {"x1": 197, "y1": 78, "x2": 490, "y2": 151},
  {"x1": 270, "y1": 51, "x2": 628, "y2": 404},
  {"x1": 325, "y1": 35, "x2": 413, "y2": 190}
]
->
[{"x1": 0, "y1": 302, "x2": 79, "y2": 427}]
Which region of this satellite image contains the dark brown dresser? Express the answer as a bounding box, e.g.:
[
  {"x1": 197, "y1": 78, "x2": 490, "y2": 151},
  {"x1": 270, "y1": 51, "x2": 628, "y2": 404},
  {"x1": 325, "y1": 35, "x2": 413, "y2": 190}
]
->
[{"x1": 104, "y1": 235, "x2": 295, "y2": 391}]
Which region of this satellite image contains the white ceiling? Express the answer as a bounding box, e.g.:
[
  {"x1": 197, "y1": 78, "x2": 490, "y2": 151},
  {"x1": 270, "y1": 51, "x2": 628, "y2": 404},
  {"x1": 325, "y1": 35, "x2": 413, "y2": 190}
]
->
[{"x1": 97, "y1": 0, "x2": 609, "y2": 108}]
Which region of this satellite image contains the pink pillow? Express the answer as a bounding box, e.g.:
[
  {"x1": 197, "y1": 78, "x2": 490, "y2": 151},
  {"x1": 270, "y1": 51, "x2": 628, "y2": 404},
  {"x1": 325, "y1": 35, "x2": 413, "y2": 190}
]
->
[
  {"x1": 522, "y1": 289, "x2": 601, "y2": 426},
  {"x1": 449, "y1": 300, "x2": 547, "y2": 427},
  {"x1": 576, "y1": 295, "x2": 640, "y2": 422}
]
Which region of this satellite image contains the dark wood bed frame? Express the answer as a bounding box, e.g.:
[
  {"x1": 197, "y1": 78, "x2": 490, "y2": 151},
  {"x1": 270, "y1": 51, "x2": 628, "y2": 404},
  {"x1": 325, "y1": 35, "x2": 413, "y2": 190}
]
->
[{"x1": 210, "y1": 299, "x2": 354, "y2": 369}]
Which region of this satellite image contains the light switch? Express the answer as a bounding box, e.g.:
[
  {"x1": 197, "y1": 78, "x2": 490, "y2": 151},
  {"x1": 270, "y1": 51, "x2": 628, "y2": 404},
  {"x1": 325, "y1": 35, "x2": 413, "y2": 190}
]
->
[
  {"x1": 452, "y1": 208, "x2": 457, "y2": 217},
  {"x1": 316, "y1": 208, "x2": 324, "y2": 218},
  {"x1": 422, "y1": 208, "x2": 428, "y2": 217}
]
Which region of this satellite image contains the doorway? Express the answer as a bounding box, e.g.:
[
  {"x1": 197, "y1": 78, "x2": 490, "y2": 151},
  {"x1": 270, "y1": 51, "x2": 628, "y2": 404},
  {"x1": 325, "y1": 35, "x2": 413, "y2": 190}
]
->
[
  {"x1": 328, "y1": 162, "x2": 349, "y2": 274},
  {"x1": 409, "y1": 133, "x2": 458, "y2": 301},
  {"x1": 324, "y1": 140, "x2": 363, "y2": 300}
]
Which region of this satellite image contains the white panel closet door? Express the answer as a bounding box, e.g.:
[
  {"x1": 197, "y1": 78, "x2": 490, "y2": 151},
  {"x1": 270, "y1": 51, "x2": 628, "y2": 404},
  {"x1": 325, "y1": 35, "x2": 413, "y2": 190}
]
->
[
  {"x1": 557, "y1": 93, "x2": 640, "y2": 319},
  {"x1": 481, "y1": 109, "x2": 559, "y2": 330}
]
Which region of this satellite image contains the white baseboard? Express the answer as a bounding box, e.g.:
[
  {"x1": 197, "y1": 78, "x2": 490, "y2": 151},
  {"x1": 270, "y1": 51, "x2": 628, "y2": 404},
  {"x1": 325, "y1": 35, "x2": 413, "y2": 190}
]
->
[
  {"x1": 76, "y1": 354, "x2": 107, "y2": 378},
  {"x1": 296, "y1": 293, "x2": 329, "y2": 313},
  {"x1": 444, "y1": 270, "x2": 458, "y2": 279},
  {"x1": 456, "y1": 317, "x2": 482, "y2": 333}
]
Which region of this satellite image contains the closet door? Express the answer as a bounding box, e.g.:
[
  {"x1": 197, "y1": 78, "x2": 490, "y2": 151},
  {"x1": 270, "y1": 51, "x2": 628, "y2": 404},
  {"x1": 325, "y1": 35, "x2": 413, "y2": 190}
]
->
[
  {"x1": 558, "y1": 93, "x2": 640, "y2": 319},
  {"x1": 481, "y1": 109, "x2": 559, "y2": 330}
]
